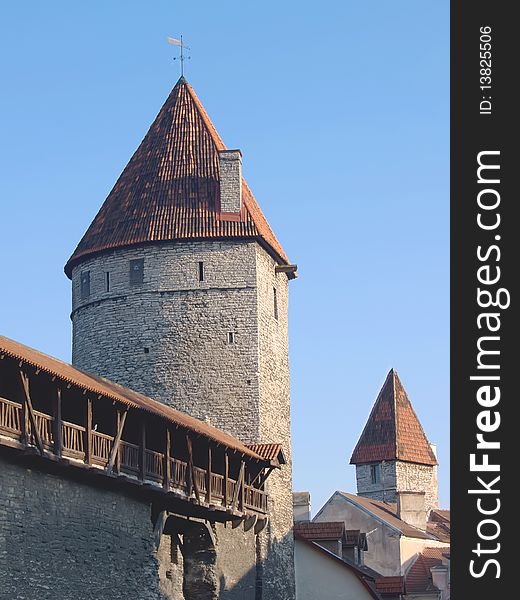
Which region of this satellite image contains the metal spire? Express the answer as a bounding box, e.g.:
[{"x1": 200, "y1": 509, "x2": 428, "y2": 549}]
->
[{"x1": 167, "y1": 35, "x2": 190, "y2": 77}]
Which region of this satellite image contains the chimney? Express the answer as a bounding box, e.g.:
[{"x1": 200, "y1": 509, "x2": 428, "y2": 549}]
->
[
  {"x1": 293, "y1": 492, "x2": 311, "y2": 522},
  {"x1": 430, "y1": 564, "x2": 450, "y2": 600},
  {"x1": 430, "y1": 443, "x2": 438, "y2": 459},
  {"x1": 219, "y1": 149, "x2": 242, "y2": 214},
  {"x1": 396, "y1": 491, "x2": 427, "y2": 531}
]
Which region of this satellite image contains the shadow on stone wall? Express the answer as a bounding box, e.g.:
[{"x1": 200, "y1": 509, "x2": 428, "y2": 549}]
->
[{"x1": 159, "y1": 515, "x2": 295, "y2": 600}]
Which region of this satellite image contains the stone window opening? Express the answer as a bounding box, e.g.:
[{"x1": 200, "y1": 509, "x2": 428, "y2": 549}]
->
[
  {"x1": 105, "y1": 271, "x2": 110, "y2": 292},
  {"x1": 227, "y1": 332, "x2": 235, "y2": 344},
  {"x1": 273, "y1": 287, "x2": 279, "y2": 320},
  {"x1": 129, "y1": 258, "x2": 144, "y2": 285},
  {"x1": 80, "y1": 271, "x2": 90, "y2": 300},
  {"x1": 198, "y1": 261, "x2": 204, "y2": 282},
  {"x1": 143, "y1": 347, "x2": 150, "y2": 354},
  {"x1": 370, "y1": 463, "x2": 381, "y2": 485}
]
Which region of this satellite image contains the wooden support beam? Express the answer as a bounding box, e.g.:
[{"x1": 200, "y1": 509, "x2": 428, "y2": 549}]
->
[
  {"x1": 185, "y1": 435, "x2": 193, "y2": 496},
  {"x1": 84, "y1": 397, "x2": 93, "y2": 465},
  {"x1": 185, "y1": 434, "x2": 200, "y2": 502},
  {"x1": 20, "y1": 392, "x2": 29, "y2": 446},
  {"x1": 53, "y1": 386, "x2": 62, "y2": 458},
  {"x1": 231, "y1": 461, "x2": 245, "y2": 512},
  {"x1": 107, "y1": 407, "x2": 128, "y2": 473},
  {"x1": 243, "y1": 514, "x2": 257, "y2": 532},
  {"x1": 163, "y1": 427, "x2": 171, "y2": 492},
  {"x1": 153, "y1": 510, "x2": 168, "y2": 550},
  {"x1": 206, "y1": 446, "x2": 212, "y2": 504},
  {"x1": 139, "y1": 419, "x2": 146, "y2": 481},
  {"x1": 19, "y1": 370, "x2": 44, "y2": 455},
  {"x1": 240, "y1": 461, "x2": 245, "y2": 512},
  {"x1": 252, "y1": 467, "x2": 274, "y2": 489},
  {"x1": 224, "y1": 452, "x2": 229, "y2": 507},
  {"x1": 254, "y1": 517, "x2": 269, "y2": 535}
]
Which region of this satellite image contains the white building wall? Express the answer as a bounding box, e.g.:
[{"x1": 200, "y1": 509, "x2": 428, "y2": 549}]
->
[
  {"x1": 314, "y1": 493, "x2": 402, "y2": 576},
  {"x1": 295, "y1": 540, "x2": 375, "y2": 600}
]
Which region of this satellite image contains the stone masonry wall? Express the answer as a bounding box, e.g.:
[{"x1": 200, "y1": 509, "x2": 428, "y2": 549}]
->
[
  {"x1": 219, "y1": 151, "x2": 242, "y2": 214},
  {"x1": 356, "y1": 462, "x2": 398, "y2": 503},
  {"x1": 0, "y1": 456, "x2": 166, "y2": 600},
  {"x1": 395, "y1": 461, "x2": 438, "y2": 514},
  {"x1": 356, "y1": 461, "x2": 438, "y2": 513},
  {"x1": 255, "y1": 245, "x2": 295, "y2": 600},
  {"x1": 71, "y1": 239, "x2": 295, "y2": 600},
  {"x1": 71, "y1": 241, "x2": 261, "y2": 441}
]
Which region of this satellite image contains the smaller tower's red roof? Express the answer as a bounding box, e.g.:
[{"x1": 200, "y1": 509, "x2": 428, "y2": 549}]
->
[{"x1": 350, "y1": 369, "x2": 437, "y2": 466}]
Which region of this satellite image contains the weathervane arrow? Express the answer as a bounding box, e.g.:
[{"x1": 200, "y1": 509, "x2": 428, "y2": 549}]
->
[{"x1": 167, "y1": 35, "x2": 190, "y2": 76}]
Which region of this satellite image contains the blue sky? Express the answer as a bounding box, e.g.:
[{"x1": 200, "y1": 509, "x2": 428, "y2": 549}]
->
[{"x1": 0, "y1": 1, "x2": 449, "y2": 510}]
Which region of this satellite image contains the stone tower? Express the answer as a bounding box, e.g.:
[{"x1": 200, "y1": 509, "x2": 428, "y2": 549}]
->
[
  {"x1": 65, "y1": 77, "x2": 296, "y2": 599},
  {"x1": 350, "y1": 369, "x2": 438, "y2": 513}
]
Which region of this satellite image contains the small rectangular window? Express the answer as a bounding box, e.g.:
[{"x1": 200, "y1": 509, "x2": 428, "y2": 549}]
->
[
  {"x1": 80, "y1": 271, "x2": 90, "y2": 299},
  {"x1": 198, "y1": 261, "x2": 204, "y2": 282},
  {"x1": 105, "y1": 271, "x2": 110, "y2": 292},
  {"x1": 130, "y1": 259, "x2": 144, "y2": 285},
  {"x1": 370, "y1": 464, "x2": 381, "y2": 485},
  {"x1": 273, "y1": 287, "x2": 279, "y2": 320},
  {"x1": 227, "y1": 332, "x2": 235, "y2": 344}
]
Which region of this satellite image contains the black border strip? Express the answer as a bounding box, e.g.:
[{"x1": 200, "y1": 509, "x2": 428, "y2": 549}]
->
[{"x1": 451, "y1": 2, "x2": 515, "y2": 596}]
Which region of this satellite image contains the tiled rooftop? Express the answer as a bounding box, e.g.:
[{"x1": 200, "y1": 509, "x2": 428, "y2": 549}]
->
[
  {"x1": 65, "y1": 76, "x2": 289, "y2": 277},
  {"x1": 350, "y1": 369, "x2": 438, "y2": 466},
  {"x1": 294, "y1": 521, "x2": 345, "y2": 541},
  {"x1": 336, "y1": 492, "x2": 449, "y2": 542},
  {"x1": 405, "y1": 547, "x2": 449, "y2": 594}
]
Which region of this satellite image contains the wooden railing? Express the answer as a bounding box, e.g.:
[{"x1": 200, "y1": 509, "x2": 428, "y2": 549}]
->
[
  {"x1": 145, "y1": 449, "x2": 163, "y2": 481},
  {"x1": 0, "y1": 396, "x2": 269, "y2": 515},
  {"x1": 244, "y1": 485, "x2": 268, "y2": 513},
  {"x1": 92, "y1": 431, "x2": 113, "y2": 466},
  {"x1": 211, "y1": 473, "x2": 224, "y2": 499},
  {"x1": 31, "y1": 411, "x2": 54, "y2": 448},
  {"x1": 62, "y1": 421, "x2": 85, "y2": 459},
  {"x1": 0, "y1": 397, "x2": 21, "y2": 435},
  {"x1": 120, "y1": 440, "x2": 139, "y2": 474},
  {"x1": 193, "y1": 465, "x2": 207, "y2": 495},
  {"x1": 171, "y1": 457, "x2": 187, "y2": 490}
]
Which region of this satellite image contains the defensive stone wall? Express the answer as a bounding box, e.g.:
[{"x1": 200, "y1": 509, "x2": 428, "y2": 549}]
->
[
  {"x1": 0, "y1": 456, "x2": 165, "y2": 600},
  {"x1": 395, "y1": 461, "x2": 438, "y2": 513},
  {"x1": 71, "y1": 240, "x2": 261, "y2": 441},
  {"x1": 71, "y1": 239, "x2": 295, "y2": 600},
  {"x1": 356, "y1": 461, "x2": 438, "y2": 513},
  {"x1": 355, "y1": 461, "x2": 398, "y2": 502}
]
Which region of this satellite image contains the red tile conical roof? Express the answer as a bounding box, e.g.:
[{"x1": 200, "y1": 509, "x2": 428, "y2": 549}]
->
[
  {"x1": 350, "y1": 369, "x2": 437, "y2": 466},
  {"x1": 65, "y1": 77, "x2": 289, "y2": 277}
]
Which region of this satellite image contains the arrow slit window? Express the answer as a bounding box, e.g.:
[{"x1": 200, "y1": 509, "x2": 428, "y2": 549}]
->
[
  {"x1": 130, "y1": 259, "x2": 144, "y2": 285},
  {"x1": 80, "y1": 271, "x2": 90, "y2": 300},
  {"x1": 370, "y1": 463, "x2": 381, "y2": 484}
]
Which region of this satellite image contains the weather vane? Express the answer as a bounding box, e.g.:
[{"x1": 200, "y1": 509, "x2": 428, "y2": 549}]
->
[{"x1": 167, "y1": 35, "x2": 190, "y2": 77}]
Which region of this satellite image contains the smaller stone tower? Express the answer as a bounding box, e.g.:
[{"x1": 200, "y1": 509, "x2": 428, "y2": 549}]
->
[{"x1": 350, "y1": 369, "x2": 438, "y2": 513}]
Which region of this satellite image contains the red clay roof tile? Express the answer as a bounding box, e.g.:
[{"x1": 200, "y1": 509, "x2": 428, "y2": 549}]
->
[
  {"x1": 405, "y1": 547, "x2": 449, "y2": 593},
  {"x1": 350, "y1": 369, "x2": 437, "y2": 466},
  {"x1": 336, "y1": 492, "x2": 449, "y2": 541},
  {"x1": 375, "y1": 576, "x2": 405, "y2": 594},
  {"x1": 246, "y1": 443, "x2": 286, "y2": 464},
  {"x1": 65, "y1": 77, "x2": 289, "y2": 278},
  {"x1": 294, "y1": 521, "x2": 345, "y2": 540}
]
